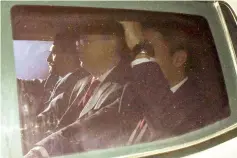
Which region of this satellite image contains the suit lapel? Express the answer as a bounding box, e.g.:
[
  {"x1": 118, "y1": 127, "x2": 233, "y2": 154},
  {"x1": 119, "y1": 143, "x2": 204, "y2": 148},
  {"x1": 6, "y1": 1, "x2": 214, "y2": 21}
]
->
[
  {"x1": 78, "y1": 60, "x2": 132, "y2": 119},
  {"x1": 56, "y1": 76, "x2": 92, "y2": 128},
  {"x1": 69, "y1": 76, "x2": 92, "y2": 106},
  {"x1": 78, "y1": 61, "x2": 132, "y2": 119},
  {"x1": 44, "y1": 73, "x2": 59, "y2": 92},
  {"x1": 94, "y1": 82, "x2": 122, "y2": 110},
  {"x1": 79, "y1": 82, "x2": 112, "y2": 118}
]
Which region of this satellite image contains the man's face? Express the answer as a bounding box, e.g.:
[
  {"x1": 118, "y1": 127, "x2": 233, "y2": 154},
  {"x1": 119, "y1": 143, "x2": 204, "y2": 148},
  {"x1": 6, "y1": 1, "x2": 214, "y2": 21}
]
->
[
  {"x1": 143, "y1": 28, "x2": 174, "y2": 77},
  {"x1": 47, "y1": 45, "x2": 57, "y2": 74},
  {"x1": 47, "y1": 44, "x2": 76, "y2": 75},
  {"x1": 76, "y1": 34, "x2": 117, "y2": 74}
]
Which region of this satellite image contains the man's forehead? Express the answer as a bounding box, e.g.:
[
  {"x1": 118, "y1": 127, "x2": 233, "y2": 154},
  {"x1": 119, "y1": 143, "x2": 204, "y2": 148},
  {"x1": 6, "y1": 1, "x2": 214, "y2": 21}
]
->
[
  {"x1": 50, "y1": 44, "x2": 63, "y2": 52},
  {"x1": 50, "y1": 43, "x2": 75, "y2": 54},
  {"x1": 49, "y1": 44, "x2": 54, "y2": 52},
  {"x1": 50, "y1": 44, "x2": 63, "y2": 54}
]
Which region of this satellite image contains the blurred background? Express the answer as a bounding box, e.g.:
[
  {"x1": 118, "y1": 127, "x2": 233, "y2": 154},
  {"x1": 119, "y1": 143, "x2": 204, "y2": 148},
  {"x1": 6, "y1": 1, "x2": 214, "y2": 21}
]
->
[{"x1": 13, "y1": 40, "x2": 52, "y2": 80}]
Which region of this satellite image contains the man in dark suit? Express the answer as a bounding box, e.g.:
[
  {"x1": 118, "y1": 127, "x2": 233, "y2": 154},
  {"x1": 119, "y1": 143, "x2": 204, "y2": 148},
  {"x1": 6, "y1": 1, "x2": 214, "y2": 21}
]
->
[
  {"x1": 19, "y1": 32, "x2": 87, "y2": 154},
  {"x1": 36, "y1": 68, "x2": 89, "y2": 131},
  {"x1": 24, "y1": 20, "x2": 141, "y2": 158},
  {"x1": 121, "y1": 21, "x2": 230, "y2": 144},
  {"x1": 24, "y1": 21, "x2": 229, "y2": 158},
  {"x1": 18, "y1": 32, "x2": 84, "y2": 117},
  {"x1": 34, "y1": 21, "x2": 133, "y2": 134}
]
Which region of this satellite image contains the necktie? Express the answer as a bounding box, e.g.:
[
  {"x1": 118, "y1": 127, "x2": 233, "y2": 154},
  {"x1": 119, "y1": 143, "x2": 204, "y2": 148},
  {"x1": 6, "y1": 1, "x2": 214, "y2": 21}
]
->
[{"x1": 81, "y1": 77, "x2": 101, "y2": 107}]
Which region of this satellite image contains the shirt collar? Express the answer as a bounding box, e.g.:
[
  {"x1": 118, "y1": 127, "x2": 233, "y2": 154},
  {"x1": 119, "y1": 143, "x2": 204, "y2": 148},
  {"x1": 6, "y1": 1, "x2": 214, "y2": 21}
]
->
[{"x1": 170, "y1": 77, "x2": 188, "y2": 93}]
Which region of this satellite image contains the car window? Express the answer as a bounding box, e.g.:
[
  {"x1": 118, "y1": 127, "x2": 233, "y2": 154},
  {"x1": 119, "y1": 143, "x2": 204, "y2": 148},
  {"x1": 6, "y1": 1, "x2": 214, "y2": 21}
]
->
[{"x1": 10, "y1": 5, "x2": 231, "y2": 158}]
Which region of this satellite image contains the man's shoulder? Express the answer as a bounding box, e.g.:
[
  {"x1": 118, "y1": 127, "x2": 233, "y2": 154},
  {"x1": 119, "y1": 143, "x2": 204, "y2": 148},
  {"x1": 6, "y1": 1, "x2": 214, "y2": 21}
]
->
[
  {"x1": 176, "y1": 78, "x2": 200, "y2": 96},
  {"x1": 171, "y1": 78, "x2": 208, "y2": 110},
  {"x1": 72, "y1": 75, "x2": 91, "y2": 92},
  {"x1": 105, "y1": 61, "x2": 133, "y2": 85},
  {"x1": 68, "y1": 68, "x2": 89, "y2": 80},
  {"x1": 57, "y1": 69, "x2": 89, "y2": 88}
]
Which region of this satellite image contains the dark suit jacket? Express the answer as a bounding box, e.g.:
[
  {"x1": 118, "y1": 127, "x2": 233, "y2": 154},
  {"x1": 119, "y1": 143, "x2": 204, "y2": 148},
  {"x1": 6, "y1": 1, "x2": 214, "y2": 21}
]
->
[
  {"x1": 33, "y1": 61, "x2": 143, "y2": 156},
  {"x1": 128, "y1": 62, "x2": 230, "y2": 144},
  {"x1": 21, "y1": 69, "x2": 89, "y2": 155},
  {"x1": 37, "y1": 68, "x2": 89, "y2": 132},
  {"x1": 55, "y1": 60, "x2": 134, "y2": 130},
  {"x1": 31, "y1": 62, "x2": 229, "y2": 157}
]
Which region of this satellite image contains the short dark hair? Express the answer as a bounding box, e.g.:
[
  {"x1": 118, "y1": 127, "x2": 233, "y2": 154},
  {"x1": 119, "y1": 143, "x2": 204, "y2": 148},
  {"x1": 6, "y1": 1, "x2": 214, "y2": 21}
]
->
[
  {"x1": 52, "y1": 31, "x2": 78, "y2": 55},
  {"x1": 68, "y1": 20, "x2": 131, "y2": 61},
  {"x1": 142, "y1": 22, "x2": 193, "y2": 73}
]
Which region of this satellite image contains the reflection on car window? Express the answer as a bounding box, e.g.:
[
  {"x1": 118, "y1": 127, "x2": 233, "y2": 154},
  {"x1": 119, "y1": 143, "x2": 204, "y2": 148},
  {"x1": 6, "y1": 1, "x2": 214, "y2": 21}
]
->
[{"x1": 11, "y1": 5, "x2": 230, "y2": 157}]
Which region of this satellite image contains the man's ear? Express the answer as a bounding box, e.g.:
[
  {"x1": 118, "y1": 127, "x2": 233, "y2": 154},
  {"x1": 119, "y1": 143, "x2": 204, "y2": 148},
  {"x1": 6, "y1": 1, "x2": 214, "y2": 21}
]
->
[{"x1": 172, "y1": 50, "x2": 188, "y2": 68}]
